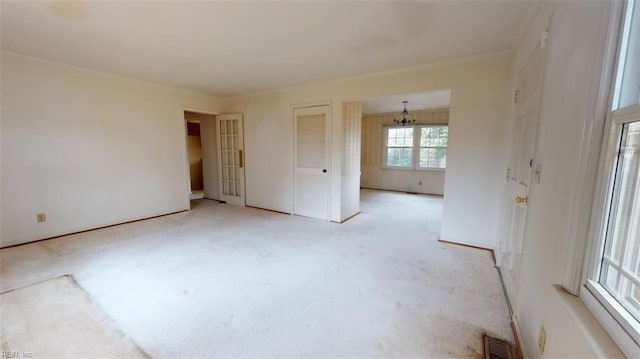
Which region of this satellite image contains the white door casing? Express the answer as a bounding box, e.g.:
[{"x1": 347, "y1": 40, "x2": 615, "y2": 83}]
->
[
  {"x1": 216, "y1": 113, "x2": 245, "y2": 206},
  {"x1": 497, "y1": 30, "x2": 549, "y2": 303},
  {"x1": 293, "y1": 105, "x2": 331, "y2": 220}
]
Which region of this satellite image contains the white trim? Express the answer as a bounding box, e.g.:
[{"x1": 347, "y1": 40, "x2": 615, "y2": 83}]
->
[
  {"x1": 585, "y1": 111, "x2": 623, "y2": 283},
  {"x1": 612, "y1": 0, "x2": 636, "y2": 110},
  {"x1": 562, "y1": 0, "x2": 626, "y2": 295},
  {"x1": 182, "y1": 115, "x2": 192, "y2": 211},
  {"x1": 438, "y1": 237, "x2": 493, "y2": 251},
  {"x1": 290, "y1": 100, "x2": 333, "y2": 110},
  {"x1": 613, "y1": 103, "x2": 640, "y2": 123},
  {"x1": 183, "y1": 107, "x2": 220, "y2": 116},
  {"x1": 582, "y1": 282, "x2": 640, "y2": 357}
]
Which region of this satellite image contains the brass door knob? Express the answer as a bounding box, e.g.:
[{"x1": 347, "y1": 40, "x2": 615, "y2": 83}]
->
[{"x1": 515, "y1": 196, "x2": 528, "y2": 205}]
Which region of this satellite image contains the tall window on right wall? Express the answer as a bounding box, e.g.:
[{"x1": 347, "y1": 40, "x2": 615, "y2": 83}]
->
[
  {"x1": 600, "y1": 120, "x2": 640, "y2": 322},
  {"x1": 587, "y1": 0, "x2": 640, "y2": 351}
]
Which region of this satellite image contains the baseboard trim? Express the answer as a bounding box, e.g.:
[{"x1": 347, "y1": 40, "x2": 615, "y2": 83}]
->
[
  {"x1": 496, "y1": 265, "x2": 525, "y2": 359},
  {"x1": 438, "y1": 237, "x2": 493, "y2": 251},
  {"x1": 511, "y1": 316, "x2": 528, "y2": 359},
  {"x1": 332, "y1": 211, "x2": 361, "y2": 224},
  {"x1": 438, "y1": 237, "x2": 496, "y2": 264},
  {"x1": 0, "y1": 209, "x2": 188, "y2": 250},
  {"x1": 246, "y1": 205, "x2": 291, "y2": 216},
  {"x1": 360, "y1": 187, "x2": 444, "y2": 197}
]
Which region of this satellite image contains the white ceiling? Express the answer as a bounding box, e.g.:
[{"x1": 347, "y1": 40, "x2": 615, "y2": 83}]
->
[
  {"x1": 1, "y1": 1, "x2": 531, "y2": 97},
  {"x1": 362, "y1": 90, "x2": 451, "y2": 114}
]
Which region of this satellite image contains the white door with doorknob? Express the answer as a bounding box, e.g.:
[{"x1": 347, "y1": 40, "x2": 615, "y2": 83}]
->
[
  {"x1": 293, "y1": 105, "x2": 331, "y2": 220},
  {"x1": 497, "y1": 33, "x2": 548, "y2": 302}
]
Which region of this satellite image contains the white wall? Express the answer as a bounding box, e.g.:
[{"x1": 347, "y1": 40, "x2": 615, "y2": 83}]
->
[
  {"x1": 361, "y1": 167, "x2": 445, "y2": 195},
  {"x1": 503, "y1": 2, "x2": 624, "y2": 357},
  {"x1": 341, "y1": 101, "x2": 361, "y2": 221},
  {"x1": 0, "y1": 52, "x2": 222, "y2": 247},
  {"x1": 224, "y1": 52, "x2": 511, "y2": 242}
]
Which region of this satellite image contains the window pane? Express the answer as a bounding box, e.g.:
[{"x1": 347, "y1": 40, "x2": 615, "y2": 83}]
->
[
  {"x1": 420, "y1": 126, "x2": 449, "y2": 146},
  {"x1": 621, "y1": 279, "x2": 640, "y2": 317},
  {"x1": 386, "y1": 147, "x2": 412, "y2": 167},
  {"x1": 387, "y1": 127, "x2": 413, "y2": 147},
  {"x1": 615, "y1": 0, "x2": 640, "y2": 109},
  {"x1": 599, "y1": 120, "x2": 640, "y2": 322},
  {"x1": 602, "y1": 263, "x2": 620, "y2": 294},
  {"x1": 423, "y1": 137, "x2": 448, "y2": 147},
  {"x1": 418, "y1": 126, "x2": 448, "y2": 169},
  {"x1": 419, "y1": 148, "x2": 447, "y2": 168}
]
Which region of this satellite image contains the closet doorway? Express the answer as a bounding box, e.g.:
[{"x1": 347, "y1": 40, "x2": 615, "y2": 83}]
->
[{"x1": 184, "y1": 111, "x2": 220, "y2": 206}]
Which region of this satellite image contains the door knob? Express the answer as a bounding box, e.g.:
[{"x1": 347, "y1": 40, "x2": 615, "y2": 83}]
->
[
  {"x1": 322, "y1": 169, "x2": 327, "y2": 173},
  {"x1": 514, "y1": 196, "x2": 528, "y2": 205}
]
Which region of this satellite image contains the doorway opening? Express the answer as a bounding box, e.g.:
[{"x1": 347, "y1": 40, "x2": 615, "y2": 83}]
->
[
  {"x1": 186, "y1": 117, "x2": 203, "y2": 199},
  {"x1": 355, "y1": 89, "x2": 451, "y2": 232},
  {"x1": 184, "y1": 111, "x2": 220, "y2": 207},
  {"x1": 359, "y1": 90, "x2": 450, "y2": 195}
]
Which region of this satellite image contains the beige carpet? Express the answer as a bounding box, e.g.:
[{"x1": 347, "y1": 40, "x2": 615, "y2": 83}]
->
[
  {"x1": 0, "y1": 275, "x2": 147, "y2": 358},
  {"x1": 0, "y1": 190, "x2": 513, "y2": 357}
]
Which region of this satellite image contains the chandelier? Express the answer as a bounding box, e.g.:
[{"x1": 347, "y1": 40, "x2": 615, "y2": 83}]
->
[{"x1": 393, "y1": 101, "x2": 415, "y2": 126}]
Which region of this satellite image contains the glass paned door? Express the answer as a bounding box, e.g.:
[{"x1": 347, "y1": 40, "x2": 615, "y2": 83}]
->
[{"x1": 216, "y1": 114, "x2": 245, "y2": 206}]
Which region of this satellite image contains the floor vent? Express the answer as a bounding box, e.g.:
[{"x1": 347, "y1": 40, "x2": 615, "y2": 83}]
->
[{"x1": 484, "y1": 335, "x2": 514, "y2": 359}]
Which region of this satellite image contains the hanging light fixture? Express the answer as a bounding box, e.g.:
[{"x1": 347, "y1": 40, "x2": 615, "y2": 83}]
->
[{"x1": 394, "y1": 100, "x2": 415, "y2": 126}]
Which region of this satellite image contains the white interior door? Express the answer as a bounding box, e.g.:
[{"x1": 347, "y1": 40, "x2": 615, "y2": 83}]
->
[
  {"x1": 216, "y1": 113, "x2": 245, "y2": 206},
  {"x1": 497, "y1": 36, "x2": 548, "y2": 301},
  {"x1": 293, "y1": 105, "x2": 330, "y2": 220}
]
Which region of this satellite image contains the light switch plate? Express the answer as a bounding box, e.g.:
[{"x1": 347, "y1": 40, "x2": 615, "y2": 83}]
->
[
  {"x1": 534, "y1": 164, "x2": 542, "y2": 184},
  {"x1": 36, "y1": 213, "x2": 47, "y2": 223}
]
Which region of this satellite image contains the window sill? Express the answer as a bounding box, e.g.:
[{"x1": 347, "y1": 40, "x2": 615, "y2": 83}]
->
[{"x1": 582, "y1": 280, "x2": 640, "y2": 357}]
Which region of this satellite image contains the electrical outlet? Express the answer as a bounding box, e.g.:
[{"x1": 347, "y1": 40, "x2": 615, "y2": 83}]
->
[
  {"x1": 538, "y1": 326, "x2": 546, "y2": 354},
  {"x1": 36, "y1": 213, "x2": 46, "y2": 223}
]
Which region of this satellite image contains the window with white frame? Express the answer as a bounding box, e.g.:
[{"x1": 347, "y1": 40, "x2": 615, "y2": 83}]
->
[
  {"x1": 419, "y1": 126, "x2": 448, "y2": 169},
  {"x1": 586, "y1": 0, "x2": 640, "y2": 350},
  {"x1": 599, "y1": 119, "x2": 640, "y2": 323},
  {"x1": 384, "y1": 125, "x2": 448, "y2": 169},
  {"x1": 385, "y1": 127, "x2": 414, "y2": 168}
]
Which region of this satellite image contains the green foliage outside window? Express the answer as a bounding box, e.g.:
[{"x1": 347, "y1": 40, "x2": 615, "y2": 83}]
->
[{"x1": 385, "y1": 125, "x2": 447, "y2": 169}]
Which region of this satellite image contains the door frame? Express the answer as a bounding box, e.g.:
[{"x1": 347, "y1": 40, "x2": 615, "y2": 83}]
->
[
  {"x1": 182, "y1": 108, "x2": 220, "y2": 210},
  {"x1": 291, "y1": 101, "x2": 332, "y2": 220}
]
